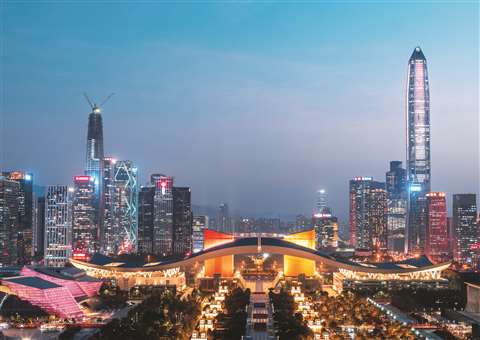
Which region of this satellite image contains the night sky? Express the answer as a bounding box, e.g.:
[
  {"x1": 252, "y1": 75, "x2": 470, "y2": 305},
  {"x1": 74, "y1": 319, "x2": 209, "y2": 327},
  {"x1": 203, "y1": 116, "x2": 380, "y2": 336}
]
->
[{"x1": 2, "y1": 2, "x2": 478, "y2": 222}]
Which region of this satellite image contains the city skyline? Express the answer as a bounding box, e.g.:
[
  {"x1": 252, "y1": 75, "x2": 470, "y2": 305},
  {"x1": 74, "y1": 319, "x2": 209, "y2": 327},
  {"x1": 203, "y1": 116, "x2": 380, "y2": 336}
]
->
[{"x1": 2, "y1": 3, "x2": 478, "y2": 221}]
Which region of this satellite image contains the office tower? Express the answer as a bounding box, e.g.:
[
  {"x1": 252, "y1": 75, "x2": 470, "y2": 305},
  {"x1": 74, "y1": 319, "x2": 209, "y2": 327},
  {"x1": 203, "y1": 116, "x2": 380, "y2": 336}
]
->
[
  {"x1": 316, "y1": 189, "x2": 330, "y2": 214},
  {"x1": 349, "y1": 177, "x2": 387, "y2": 252},
  {"x1": 35, "y1": 196, "x2": 46, "y2": 256},
  {"x1": 0, "y1": 177, "x2": 20, "y2": 265},
  {"x1": 84, "y1": 102, "x2": 104, "y2": 245},
  {"x1": 138, "y1": 185, "x2": 155, "y2": 254},
  {"x1": 453, "y1": 194, "x2": 478, "y2": 265},
  {"x1": 102, "y1": 157, "x2": 115, "y2": 254},
  {"x1": 425, "y1": 193, "x2": 449, "y2": 262},
  {"x1": 385, "y1": 161, "x2": 407, "y2": 253},
  {"x1": 2, "y1": 171, "x2": 34, "y2": 264},
  {"x1": 44, "y1": 186, "x2": 73, "y2": 267},
  {"x1": 112, "y1": 160, "x2": 138, "y2": 254},
  {"x1": 72, "y1": 176, "x2": 97, "y2": 257},
  {"x1": 218, "y1": 203, "x2": 231, "y2": 234},
  {"x1": 406, "y1": 46, "x2": 431, "y2": 255},
  {"x1": 192, "y1": 215, "x2": 208, "y2": 253},
  {"x1": 153, "y1": 175, "x2": 174, "y2": 257},
  {"x1": 312, "y1": 212, "x2": 338, "y2": 249},
  {"x1": 172, "y1": 187, "x2": 193, "y2": 256}
]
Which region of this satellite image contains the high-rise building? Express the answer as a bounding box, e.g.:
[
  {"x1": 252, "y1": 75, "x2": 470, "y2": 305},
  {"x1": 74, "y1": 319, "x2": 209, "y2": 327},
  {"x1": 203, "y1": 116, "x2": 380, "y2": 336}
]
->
[
  {"x1": 218, "y1": 202, "x2": 231, "y2": 234},
  {"x1": 112, "y1": 160, "x2": 138, "y2": 254},
  {"x1": 44, "y1": 186, "x2": 73, "y2": 267},
  {"x1": 406, "y1": 46, "x2": 431, "y2": 255},
  {"x1": 172, "y1": 187, "x2": 192, "y2": 256},
  {"x1": 453, "y1": 194, "x2": 478, "y2": 265},
  {"x1": 153, "y1": 175, "x2": 174, "y2": 257},
  {"x1": 35, "y1": 196, "x2": 46, "y2": 257},
  {"x1": 72, "y1": 176, "x2": 97, "y2": 257},
  {"x1": 312, "y1": 213, "x2": 338, "y2": 249},
  {"x1": 316, "y1": 189, "x2": 330, "y2": 214},
  {"x1": 385, "y1": 161, "x2": 407, "y2": 253},
  {"x1": 138, "y1": 185, "x2": 155, "y2": 254},
  {"x1": 2, "y1": 171, "x2": 34, "y2": 264},
  {"x1": 101, "y1": 157, "x2": 116, "y2": 254},
  {"x1": 349, "y1": 177, "x2": 387, "y2": 252},
  {"x1": 425, "y1": 192, "x2": 449, "y2": 262},
  {"x1": 0, "y1": 177, "x2": 20, "y2": 265},
  {"x1": 85, "y1": 103, "x2": 104, "y2": 249},
  {"x1": 192, "y1": 215, "x2": 208, "y2": 253}
]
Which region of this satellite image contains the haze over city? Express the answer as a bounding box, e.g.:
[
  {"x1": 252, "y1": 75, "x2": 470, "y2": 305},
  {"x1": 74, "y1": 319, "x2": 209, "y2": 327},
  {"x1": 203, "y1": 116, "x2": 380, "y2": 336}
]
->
[{"x1": 2, "y1": 2, "x2": 478, "y2": 221}]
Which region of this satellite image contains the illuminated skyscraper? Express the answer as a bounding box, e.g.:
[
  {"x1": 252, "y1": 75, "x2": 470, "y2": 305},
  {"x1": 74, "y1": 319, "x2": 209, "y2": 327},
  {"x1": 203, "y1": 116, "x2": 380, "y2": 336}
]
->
[
  {"x1": 425, "y1": 192, "x2": 449, "y2": 262},
  {"x1": 192, "y1": 215, "x2": 208, "y2": 253},
  {"x1": 453, "y1": 194, "x2": 478, "y2": 265},
  {"x1": 172, "y1": 187, "x2": 192, "y2": 256},
  {"x1": 349, "y1": 177, "x2": 387, "y2": 251},
  {"x1": 312, "y1": 213, "x2": 338, "y2": 249},
  {"x1": 385, "y1": 161, "x2": 407, "y2": 253},
  {"x1": 153, "y1": 175, "x2": 174, "y2": 257},
  {"x1": 218, "y1": 202, "x2": 231, "y2": 234},
  {"x1": 406, "y1": 46, "x2": 431, "y2": 255},
  {"x1": 0, "y1": 177, "x2": 20, "y2": 265},
  {"x1": 44, "y1": 186, "x2": 73, "y2": 267},
  {"x1": 316, "y1": 189, "x2": 329, "y2": 214},
  {"x1": 1, "y1": 171, "x2": 34, "y2": 264},
  {"x1": 138, "y1": 185, "x2": 155, "y2": 254},
  {"x1": 72, "y1": 176, "x2": 97, "y2": 257},
  {"x1": 112, "y1": 160, "x2": 138, "y2": 254},
  {"x1": 101, "y1": 157, "x2": 116, "y2": 254}
]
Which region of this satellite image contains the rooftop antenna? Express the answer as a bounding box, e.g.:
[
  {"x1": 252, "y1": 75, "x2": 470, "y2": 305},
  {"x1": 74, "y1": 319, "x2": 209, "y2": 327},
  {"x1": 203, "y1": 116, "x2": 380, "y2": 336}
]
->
[{"x1": 83, "y1": 92, "x2": 115, "y2": 114}]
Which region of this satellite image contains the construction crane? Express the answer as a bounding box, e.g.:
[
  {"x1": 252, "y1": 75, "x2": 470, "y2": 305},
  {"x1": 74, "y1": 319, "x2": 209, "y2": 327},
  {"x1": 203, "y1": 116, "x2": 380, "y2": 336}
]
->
[{"x1": 83, "y1": 93, "x2": 115, "y2": 114}]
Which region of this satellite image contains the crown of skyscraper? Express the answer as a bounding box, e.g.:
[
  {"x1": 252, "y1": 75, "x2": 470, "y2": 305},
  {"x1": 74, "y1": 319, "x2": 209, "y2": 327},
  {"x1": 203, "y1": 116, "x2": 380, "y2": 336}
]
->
[{"x1": 409, "y1": 46, "x2": 426, "y2": 61}]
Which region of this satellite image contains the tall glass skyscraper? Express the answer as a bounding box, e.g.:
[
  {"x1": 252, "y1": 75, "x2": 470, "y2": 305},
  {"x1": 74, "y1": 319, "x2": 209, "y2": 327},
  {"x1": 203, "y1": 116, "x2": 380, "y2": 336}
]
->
[
  {"x1": 85, "y1": 105, "x2": 104, "y2": 240},
  {"x1": 406, "y1": 46, "x2": 431, "y2": 255}
]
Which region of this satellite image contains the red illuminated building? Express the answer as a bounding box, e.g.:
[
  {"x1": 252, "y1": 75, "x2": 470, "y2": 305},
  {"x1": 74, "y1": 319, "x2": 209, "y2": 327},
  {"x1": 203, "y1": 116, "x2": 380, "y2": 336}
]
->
[{"x1": 425, "y1": 192, "x2": 449, "y2": 262}]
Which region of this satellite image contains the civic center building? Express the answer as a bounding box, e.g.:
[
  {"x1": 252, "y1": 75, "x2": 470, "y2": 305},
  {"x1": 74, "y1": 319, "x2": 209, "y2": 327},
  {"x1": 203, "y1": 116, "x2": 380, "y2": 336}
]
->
[{"x1": 70, "y1": 229, "x2": 450, "y2": 293}]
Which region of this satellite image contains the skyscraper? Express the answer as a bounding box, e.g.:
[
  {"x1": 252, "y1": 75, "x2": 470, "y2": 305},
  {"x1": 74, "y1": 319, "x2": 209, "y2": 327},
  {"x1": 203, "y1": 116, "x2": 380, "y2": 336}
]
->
[
  {"x1": 72, "y1": 176, "x2": 97, "y2": 257},
  {"x1": 112, "y1": 160, "x2": 138, "y2": 254},
  {"x1": 35, "y1": 196, "x2": 46, "y2": 257},
  {"x1": 85, "y1": 102, "x2": 104, "y2": 247},
  {"x1": 312, "y1": 212, "x2": 338, "y2": 249},
  {"x1": 349, "y1": 177, "x2": 387, "y2": 252},
  {"x1": 153, "y1": 175, "x2": 174, "y2": 257},
  {"x1": 385, "y1": 161, "x2": 407, "y2": 253},
  {"x1": 138, "y1": 185, "x2": 155, "y2": 254},
  {"x1": 218, "y1": 202, "x2": 231, "y2": 234},
  {"x1": 44, "y1": 186, "x2": 73, "y2": 267},
  {"x1": 406, "y1": 46, "x2": 431, "y2": 255},
  {"x1": 0, "y1": 177, "x2": 20, "y2": 265},
  {"x1": 102, "y1": 157, "x2": 116, "y2": 254},
  {"x1": 452, "y1": 194, "x2": 478, "y2": 265},
  {"x1": 2, "y1": 171, "x2": 34, "y2": 264},
  {"x1": 316, "y1": 189, "x2": 329, "y2": 214},
  {"x1": 172, "y1": 187, "x2": 193, "y2": 256},
  {"x1": 192, "y1": 215, "x2": 208, "y2": 253},
  {"x1": 425, "y1": 192, "x2": 449, "y2": 263}
]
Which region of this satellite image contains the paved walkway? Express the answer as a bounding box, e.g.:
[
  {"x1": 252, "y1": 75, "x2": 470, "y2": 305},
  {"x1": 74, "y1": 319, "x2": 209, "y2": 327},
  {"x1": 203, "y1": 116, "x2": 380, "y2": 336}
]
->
[{"x1": 245, "y1": 278, "x2": 274, "y2": 340}]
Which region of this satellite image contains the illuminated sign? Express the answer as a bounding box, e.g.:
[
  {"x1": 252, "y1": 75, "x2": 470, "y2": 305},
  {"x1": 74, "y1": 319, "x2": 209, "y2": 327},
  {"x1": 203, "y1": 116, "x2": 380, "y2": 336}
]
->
[
  {"x1": 426, "y1": 192, "x2": 446, "y2": 198},
  {"x1": 410, "y1": 184, "x2": 422, "y2": 192},
  {"x1": 313, "y1": 213, "x2": 332, "y2": 218},
  {"x1": 74, "y1": 176, "x2": 92, "y2": 182},
  {"x1": 352, "y1": 176, "x2": 373, "y2": 181}
]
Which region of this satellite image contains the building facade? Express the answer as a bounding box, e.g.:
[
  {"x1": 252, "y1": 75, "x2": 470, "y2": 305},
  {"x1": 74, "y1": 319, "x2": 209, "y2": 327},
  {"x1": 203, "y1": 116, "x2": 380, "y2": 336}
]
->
[
  {"x1": 172, "y1": 187, "x2": 193, "y2": 256},
  {"x1": 218, "y1": 202, "x2": 231, "y2": 234},
  {"x1": 452, "y1": 194, "x2": 478, "y2": 266},
  {"x1": 385, "y1": 161, "x2": 407, "y2": 253},
  {"x1": 112, "y1": 160, "x2": 138, "y2": 254},
  {"x1": 72, "y1": 176, "x2": 97, "y2": 257},
  {"x1": 406, "y1": 46, "x2": 431, "y2": 255},
  {"x1": 44, "y1": 186, "x2": 73, "y2": 267},
  {"x1": 0, "y1": 177, "x2": 20, "y2": 265},
  {"x1": 349, "y1": 177, "x2": 387, "y2": 252},
  {"x1": 138, "y1": 185, "x2": 155, "y2": 254},
  {"x1": 153, "y1": 175, "x2": 174, "y2": 257},
  {"x1": 193, "y1": 215, "x2": 208, "y2": 253},
  {"x1": 312, "y1": 213, "x2": 338, "y2": 249},
  {"x1": 101, "y1": 157, "x2": 116, "y2": 255},
  {"x1": 2, "y1": 171, "x2": 34, "y2": 264},
  {"x1": 425, "y1": 192, "x2": 449, "y2": 263}
]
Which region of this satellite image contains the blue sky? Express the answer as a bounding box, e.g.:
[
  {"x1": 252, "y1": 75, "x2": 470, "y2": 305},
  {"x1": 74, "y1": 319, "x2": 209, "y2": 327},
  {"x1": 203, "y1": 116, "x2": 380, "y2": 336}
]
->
[{"x1": 2, "y1": 2, "x2": 478, "y2": 221}]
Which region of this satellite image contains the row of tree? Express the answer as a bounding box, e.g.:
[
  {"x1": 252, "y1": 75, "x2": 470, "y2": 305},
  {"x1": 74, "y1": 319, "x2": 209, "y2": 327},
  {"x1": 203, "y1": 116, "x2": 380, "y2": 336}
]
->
[{"x1": 211, "y1": 287, "x2": 250, "y2": 340}]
